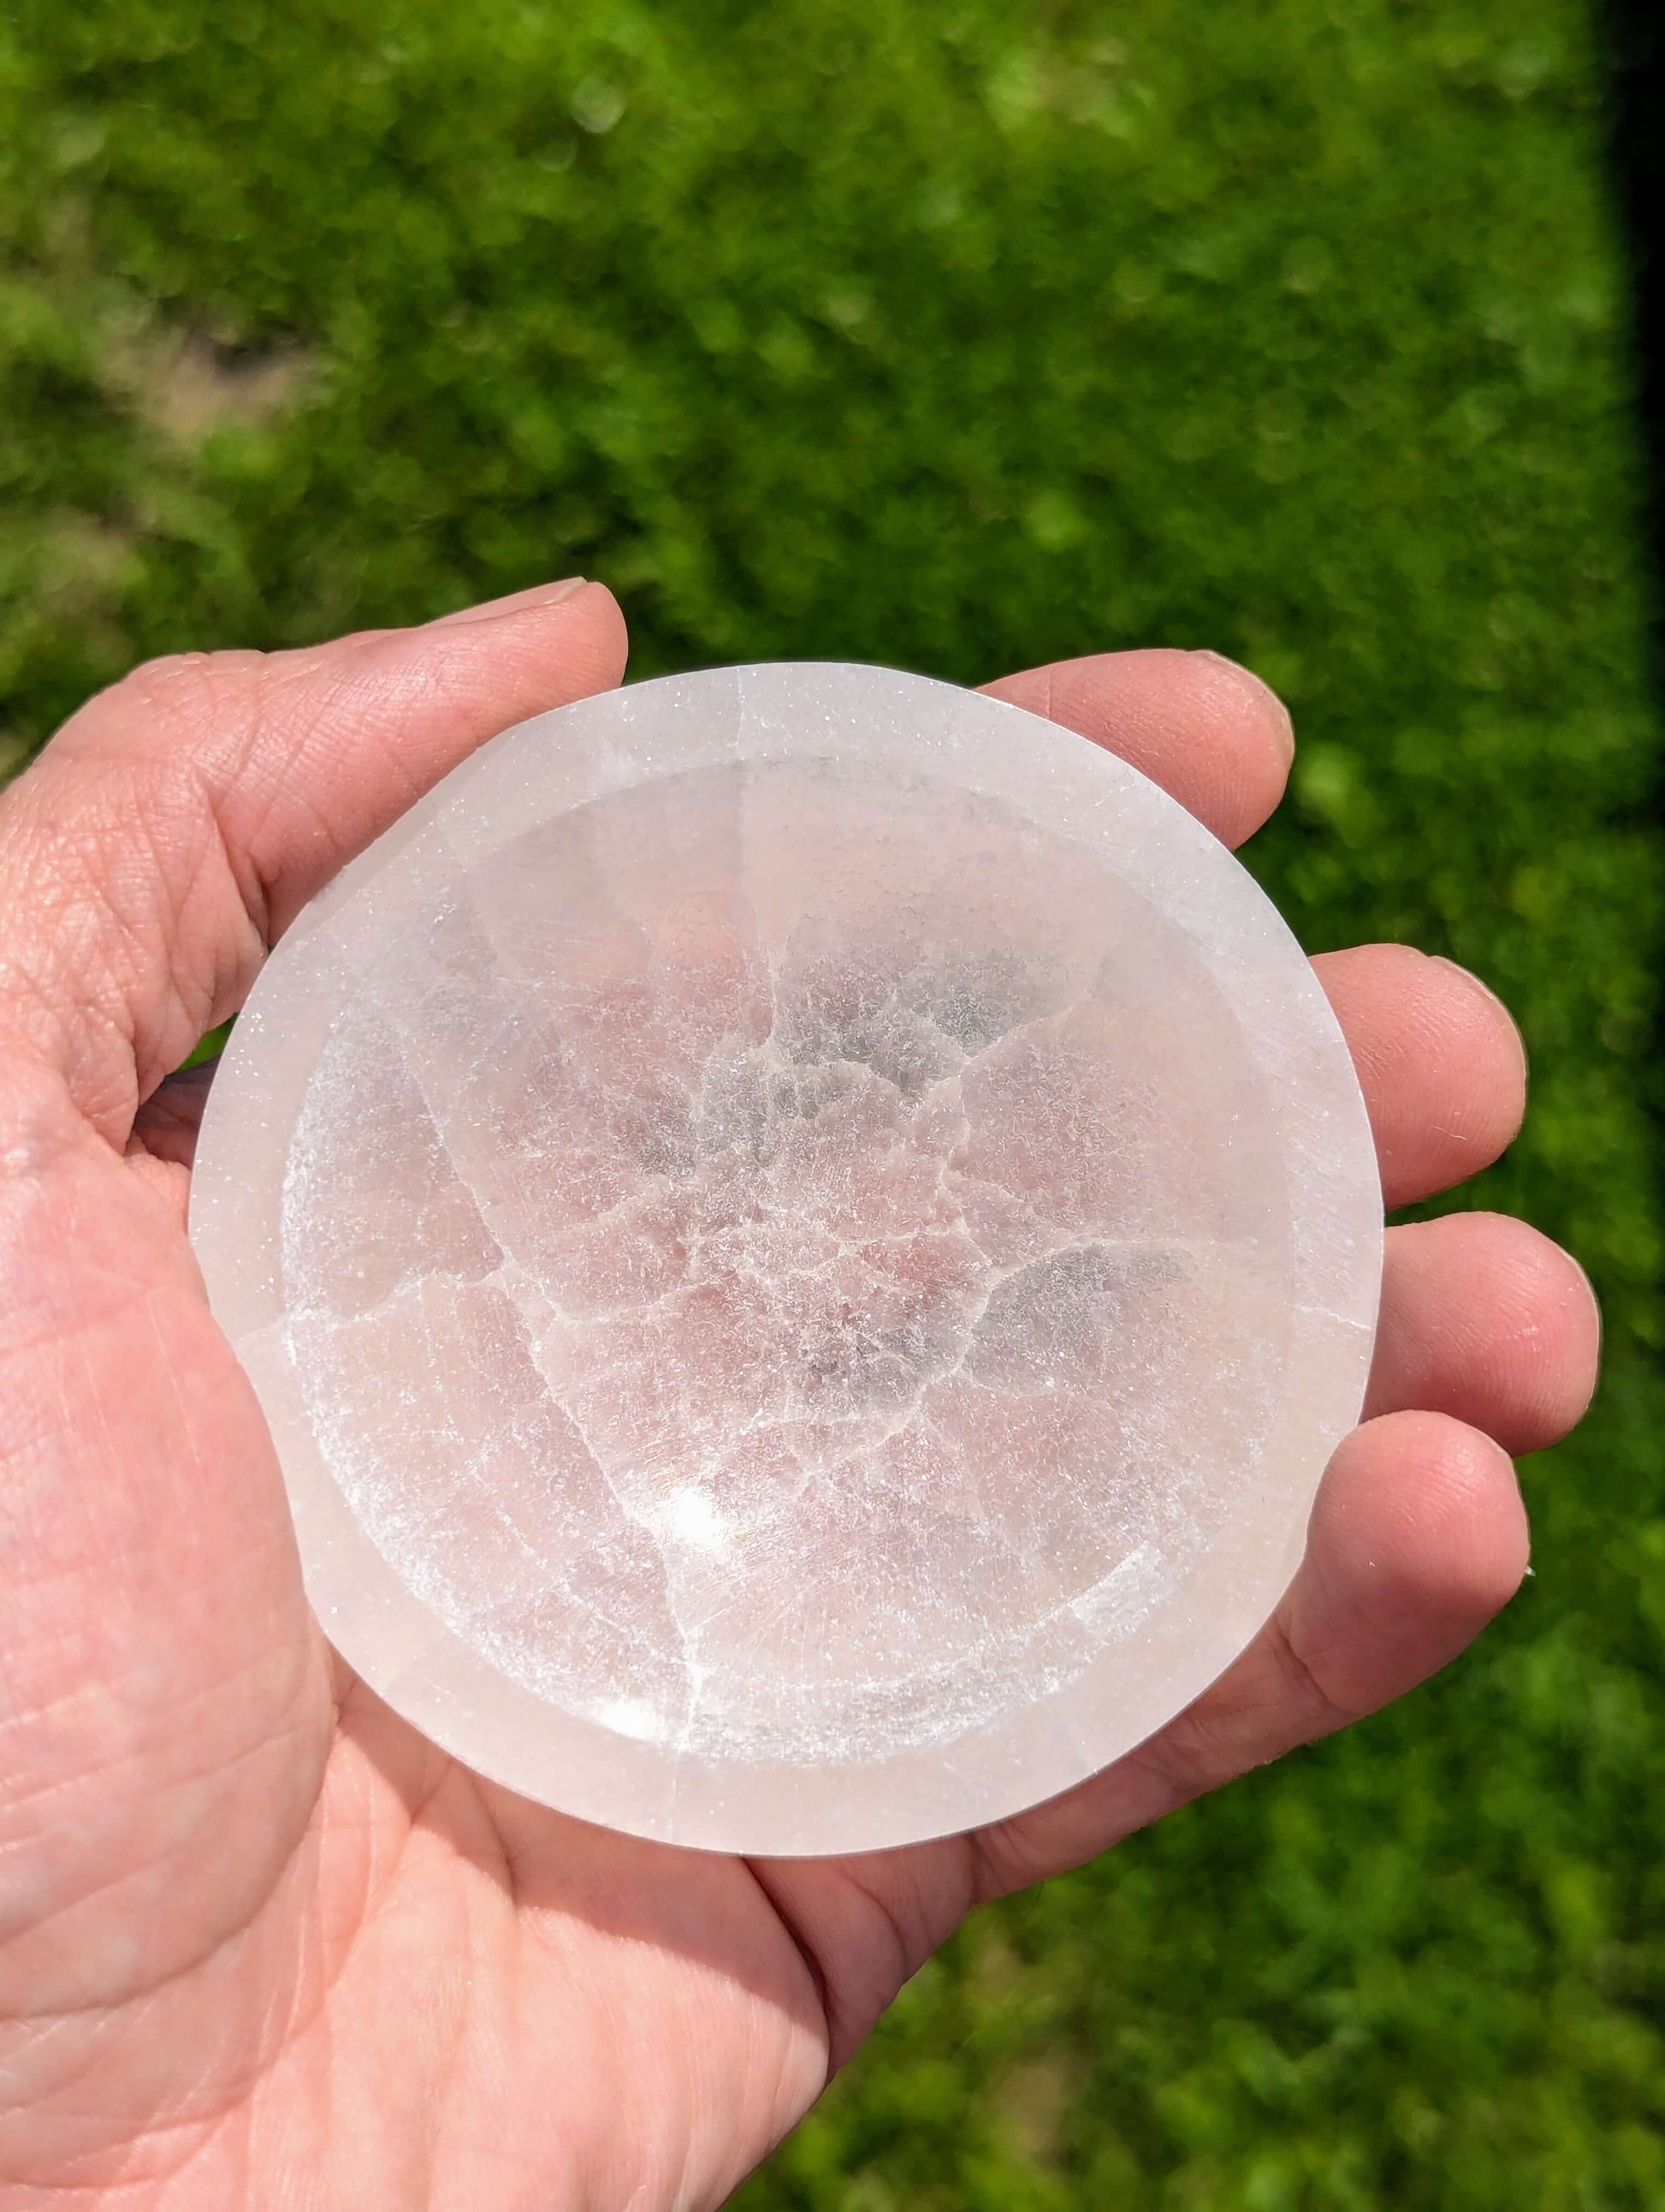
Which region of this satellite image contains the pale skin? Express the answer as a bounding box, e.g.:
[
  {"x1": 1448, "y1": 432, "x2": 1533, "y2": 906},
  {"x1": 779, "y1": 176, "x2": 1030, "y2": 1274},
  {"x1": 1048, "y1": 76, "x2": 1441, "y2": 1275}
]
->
[{"x1": 0, "y1": 578, "x2": 1599, "y2": 2209}]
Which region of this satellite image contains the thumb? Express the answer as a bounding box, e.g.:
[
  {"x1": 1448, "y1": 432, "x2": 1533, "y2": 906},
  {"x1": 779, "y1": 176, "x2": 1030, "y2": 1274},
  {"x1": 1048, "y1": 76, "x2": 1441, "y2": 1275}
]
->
[{"x1": 0, "y1": 579, "x2": 628, "y2": 1143}]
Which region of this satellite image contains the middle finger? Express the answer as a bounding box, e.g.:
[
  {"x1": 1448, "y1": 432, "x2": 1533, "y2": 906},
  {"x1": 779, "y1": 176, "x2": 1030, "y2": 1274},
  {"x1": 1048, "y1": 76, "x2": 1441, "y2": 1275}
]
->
[{"x1": 1312, "y1": 942, "x2": 1528, "y2": 1207}]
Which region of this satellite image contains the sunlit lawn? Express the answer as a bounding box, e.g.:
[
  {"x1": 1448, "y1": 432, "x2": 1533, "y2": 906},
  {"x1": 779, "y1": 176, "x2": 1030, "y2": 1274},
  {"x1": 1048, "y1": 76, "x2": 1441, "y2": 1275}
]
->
[{"x1": 3, "y1": 0, "x2": 1662, "y2": 2199}]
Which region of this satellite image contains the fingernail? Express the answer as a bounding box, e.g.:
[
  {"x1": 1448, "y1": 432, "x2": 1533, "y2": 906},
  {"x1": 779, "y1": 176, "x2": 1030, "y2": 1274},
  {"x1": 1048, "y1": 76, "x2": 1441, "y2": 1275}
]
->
[
  {"x1": 1192, "y1": 649, "x2": 1295, "y2": 768},
  {"x1": 1429, "y1": 955, "x2": 1530, "y2": 1088},
  {"x1": 431, "y1": 578, "x2": 589, "y2": 627}
]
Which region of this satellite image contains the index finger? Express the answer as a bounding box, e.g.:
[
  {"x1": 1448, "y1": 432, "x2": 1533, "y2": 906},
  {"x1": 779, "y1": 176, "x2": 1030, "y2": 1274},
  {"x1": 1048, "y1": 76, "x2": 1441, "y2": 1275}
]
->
[{"x1": 981, "y1": 648, "x2": 1296, "y2": 849}]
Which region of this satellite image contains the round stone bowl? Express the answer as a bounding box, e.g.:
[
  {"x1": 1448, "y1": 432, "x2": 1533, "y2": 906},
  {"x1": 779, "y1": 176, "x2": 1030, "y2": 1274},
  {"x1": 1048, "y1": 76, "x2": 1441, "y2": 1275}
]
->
[{"x1": 188, "y1": 662, "x2": 1380, "y2": 1854}]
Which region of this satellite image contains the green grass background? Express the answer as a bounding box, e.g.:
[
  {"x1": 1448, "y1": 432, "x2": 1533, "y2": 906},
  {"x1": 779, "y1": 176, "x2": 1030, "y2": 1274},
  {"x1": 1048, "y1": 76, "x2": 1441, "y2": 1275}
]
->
[{"x1": 3, "y1": 0, "x2": 1662, "y2": 2200}]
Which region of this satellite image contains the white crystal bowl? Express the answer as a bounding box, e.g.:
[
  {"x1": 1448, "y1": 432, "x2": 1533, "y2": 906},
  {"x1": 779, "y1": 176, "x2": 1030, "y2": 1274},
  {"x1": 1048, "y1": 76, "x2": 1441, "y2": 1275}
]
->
[{"x1": 189, "y1": 662, "x2": 1380, "y2": 1854}]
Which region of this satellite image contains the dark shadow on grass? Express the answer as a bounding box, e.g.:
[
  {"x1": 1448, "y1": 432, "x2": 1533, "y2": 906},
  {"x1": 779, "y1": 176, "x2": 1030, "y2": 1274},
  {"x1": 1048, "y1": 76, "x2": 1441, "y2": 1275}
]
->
[
  {"x1": 1602, "y1": 4, "x2": 1665, "y2": 584},
  {"x1": 1597, "y1": 0, "x2": 1665, "y2": 1131}
]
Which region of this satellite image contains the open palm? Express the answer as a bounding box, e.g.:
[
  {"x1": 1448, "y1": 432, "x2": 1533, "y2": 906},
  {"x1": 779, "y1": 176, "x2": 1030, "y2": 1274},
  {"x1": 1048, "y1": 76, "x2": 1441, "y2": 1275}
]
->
[{"x1": 0, "y1": 581, "x2": 1597, "y2": 2209}]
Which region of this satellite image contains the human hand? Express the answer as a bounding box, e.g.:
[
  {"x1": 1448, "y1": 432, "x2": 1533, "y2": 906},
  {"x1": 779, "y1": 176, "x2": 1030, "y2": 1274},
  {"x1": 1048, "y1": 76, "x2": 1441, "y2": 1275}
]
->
[{"x1": 0, "y1": 584, "x2": 1597, "y2": 2208}]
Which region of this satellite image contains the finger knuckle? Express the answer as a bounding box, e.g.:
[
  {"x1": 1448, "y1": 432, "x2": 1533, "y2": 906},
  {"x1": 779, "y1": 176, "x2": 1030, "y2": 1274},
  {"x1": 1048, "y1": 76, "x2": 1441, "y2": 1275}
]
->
[{"x1": 82, "y1": 648, "x2": 270, "y2": 740}]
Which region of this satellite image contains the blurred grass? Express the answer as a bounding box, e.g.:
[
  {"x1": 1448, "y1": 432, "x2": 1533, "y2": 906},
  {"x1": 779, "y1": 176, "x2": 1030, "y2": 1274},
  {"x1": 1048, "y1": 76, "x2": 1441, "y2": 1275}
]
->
[{"x1": 3, "y1": 0, "x2": 1662, "y2": 2201}]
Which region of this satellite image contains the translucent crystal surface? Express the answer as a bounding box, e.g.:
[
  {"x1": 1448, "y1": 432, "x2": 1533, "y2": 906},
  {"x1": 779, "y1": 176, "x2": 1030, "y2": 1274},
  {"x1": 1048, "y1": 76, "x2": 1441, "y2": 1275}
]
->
[{"x1": 188, "y1": 663, "x2": 1380, "y2": 1853}]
